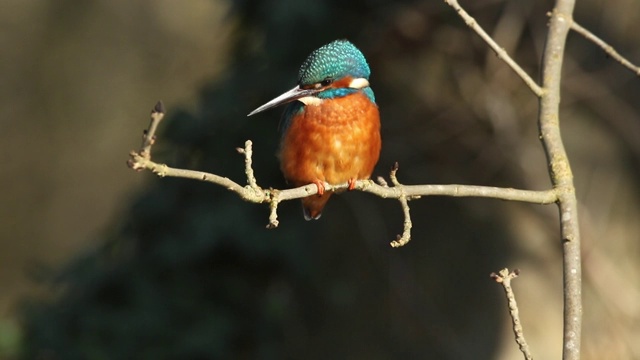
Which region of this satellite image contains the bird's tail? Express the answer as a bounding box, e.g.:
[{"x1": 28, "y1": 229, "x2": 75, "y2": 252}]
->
[{"x1": 302, "y1": 193, "x2": 332, "y2": 220}]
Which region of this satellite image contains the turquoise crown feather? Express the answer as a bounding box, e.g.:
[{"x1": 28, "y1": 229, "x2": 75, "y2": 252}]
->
[{"x1": 297, "y1": 40, "x2": 371, "y2": 86}]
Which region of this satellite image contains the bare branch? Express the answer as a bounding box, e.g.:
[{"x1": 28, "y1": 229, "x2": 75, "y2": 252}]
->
[
  {"x1": 129, "y1": 150, "x2": 267, "y2": 202},
  {"x1": 129, "y1": 152, "x2": 559, "y2": 205},
  {"x1": 570, "y1": 21, "x2": 640, "y2": 77},
  {"x1": 366, "y1": 183, "x2": 557, "y2": 204},
  {"x1": 539, "y1": 2, "x2": 582, "y2": 360},
  {"x1": 491, "y1": 269, "x2": 533, "y2": 360},
  {"x1": 443, "y1": 0, "x2": 544, "y2": 97},
  {"x1": 128, "y1": 153, "x2": 558, "y2": 246},
  {"x1": 128, "y1": 103, "x2": 558, "y2": 247}
]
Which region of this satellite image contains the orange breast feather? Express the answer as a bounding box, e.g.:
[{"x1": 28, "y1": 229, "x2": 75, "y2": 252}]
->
[{"x1": 279, "y1": 91, "x2": 381, "y2": 188}]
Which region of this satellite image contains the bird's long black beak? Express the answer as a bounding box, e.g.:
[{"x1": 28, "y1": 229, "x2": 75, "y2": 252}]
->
[{"x1": 248, "y1": 85, "x2": 319, "y2": 116}]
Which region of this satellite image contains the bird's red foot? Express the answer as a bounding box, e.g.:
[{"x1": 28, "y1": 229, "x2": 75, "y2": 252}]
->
[
  {"x1": 313, "y1": 179, "x2": 325, "y2": 196},
  {"x1": 347, "y1": 178, "x2": 357, "y2": 191}
]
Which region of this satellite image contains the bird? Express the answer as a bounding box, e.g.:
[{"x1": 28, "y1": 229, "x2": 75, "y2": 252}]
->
[{"x1": 248, "y1": 40, "x2": 381, "y2": 220}]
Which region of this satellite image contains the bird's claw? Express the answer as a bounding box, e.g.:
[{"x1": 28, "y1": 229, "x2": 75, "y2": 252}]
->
[
  {"x1": 347, "y1": 178, "x2": 357, "y2": 191},
  {"x1": 313, "y1": 180, "x2": 325, "y2": 196}
]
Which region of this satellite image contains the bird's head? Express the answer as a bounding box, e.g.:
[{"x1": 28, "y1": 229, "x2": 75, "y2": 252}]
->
[{"x1": 248, "y1": 40, "x2": 373, "y2": 116}]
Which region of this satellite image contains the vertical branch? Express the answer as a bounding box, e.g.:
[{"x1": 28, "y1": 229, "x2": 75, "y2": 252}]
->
[{"x1": 539, "y1": 1, "x2": 582, "y2": 360}]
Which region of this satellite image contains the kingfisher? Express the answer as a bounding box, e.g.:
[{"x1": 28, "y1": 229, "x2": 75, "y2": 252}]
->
[{"x1": 248, "y1": 40, "x2": 381, "y2": 220}]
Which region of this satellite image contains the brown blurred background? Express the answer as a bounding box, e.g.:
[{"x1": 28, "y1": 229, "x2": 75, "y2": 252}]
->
[
  {"x1": 1, "y1": 0, "x2": 235, "y2": 355},
  {"x1": 2, "y1": 0, "x2": 640, "y2": 359}
]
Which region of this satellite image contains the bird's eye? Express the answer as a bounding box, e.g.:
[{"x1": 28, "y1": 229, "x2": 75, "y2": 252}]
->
[{"x1": 320, "y1": 78, "x2": 333, "y2": 87}]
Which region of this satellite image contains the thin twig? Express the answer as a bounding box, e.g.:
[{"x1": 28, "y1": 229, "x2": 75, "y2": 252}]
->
[
  {"x1": 136, "y1": 101, "x2": 165, "y2": 162},
  {"x1": 491, "y1": 268, "x2": 533, "y2": 360},
  {"x1": 570, "y1": 21, "x2": 640, "y2": 76},
  {"x1": 267, "y1": 192, "x2": 280, "y2": 229},
  {"x1": 443, "y1": 0, "x2": 544, "y2": 97},
  {"x1": 237, "y1": 140, "x2": 262, "y2": 192},
  {"x1": 389, "y1": 163, "x2": 412, "y2": 247}
]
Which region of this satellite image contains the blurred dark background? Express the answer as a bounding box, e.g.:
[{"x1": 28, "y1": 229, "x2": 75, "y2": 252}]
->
[{"x1": 2, "y1": 0, "x2": 640, "y2": 359}]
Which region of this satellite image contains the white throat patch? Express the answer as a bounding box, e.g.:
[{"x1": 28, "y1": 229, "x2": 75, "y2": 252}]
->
[{"x1": 298, "y1": 96, "x2": 324, "y2": 106}]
